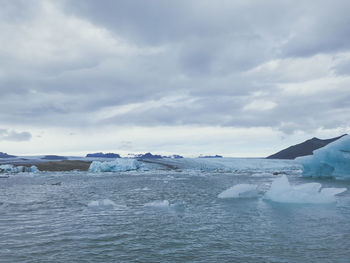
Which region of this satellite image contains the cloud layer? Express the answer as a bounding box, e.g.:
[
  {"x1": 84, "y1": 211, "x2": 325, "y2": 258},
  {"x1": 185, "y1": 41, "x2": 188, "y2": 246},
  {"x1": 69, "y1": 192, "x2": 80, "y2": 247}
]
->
[
  {"x1": 0, "y1": 0, "x2": 349, "y2": 155},
  {"x1": 0, "y1": 129, "x2": 31, "y2": 141}
]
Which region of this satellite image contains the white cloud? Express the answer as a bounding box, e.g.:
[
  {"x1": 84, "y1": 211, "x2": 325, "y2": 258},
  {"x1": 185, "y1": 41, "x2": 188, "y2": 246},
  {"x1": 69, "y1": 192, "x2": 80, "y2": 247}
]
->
[
  {"x1": 279, "y1": 76, "x2": 350, "y2": 96},
  {"x1": 0, "y1": 129, "x2": 31, "y2": 141},
  {"x1": 0, "y1": 0, "x2": 158, "y2": 76},
  {"x1": 1, "y1": 0, "x2": 350, "y2": 156},
  {"x1": 243, "y1": 100, "x2": 277, "y2": 111},
  {"x1": 0, "y1": 125, "x2": 285, "y2": 157}
]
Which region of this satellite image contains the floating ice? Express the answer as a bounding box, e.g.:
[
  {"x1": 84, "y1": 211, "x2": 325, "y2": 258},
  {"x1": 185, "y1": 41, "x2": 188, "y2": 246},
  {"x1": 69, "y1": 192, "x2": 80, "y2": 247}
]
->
[
  {"x1": 296, "y1": 135, "x2": 350, "y2": 179},
  {"x1": 144, "y1": 200, "x2": 186, "y2": 212},
  {"x1": 133, "y1": 187, "x2": 150, "y2": 191},
  {"x1": 144, "y1": 200, "x2": 170, "y2": 208},
  {"x1": 0, "y1": 164, "x2": 15, "y2": 173},
  {"x1": 170, "y1": 201, "x2": 186, "y2": 211},
  {"x1": 251, "y1": 172, "x2": 274, "y2": 177},
  {"x1": 320, "y1": 187, "x2": 347, "y2": 196},
  {"x1": 0, "y1": 164, "x2": 39, "y2": 173},
  {"x1": 218, "y1": 184, "x2": 258, "y2": 199},
  {"x1": 88, "y1": 159, "x2": 143, "y2": 172},
  {"x1": 137, "y1": 157, "x2": 297, "y2": 173},
  {"x1": 30, "y1": 166, "x2": 40, "y2": 173},
  {"x1": 88, "y1": 199, "x2": 118, "y2": 209},
  {"x1": 263, "y1": 175, "x2": 347, "y2": 204}
]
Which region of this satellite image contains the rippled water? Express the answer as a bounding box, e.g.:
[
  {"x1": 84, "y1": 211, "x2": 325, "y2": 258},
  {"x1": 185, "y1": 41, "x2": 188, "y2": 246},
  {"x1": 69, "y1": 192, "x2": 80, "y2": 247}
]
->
[{"x1": 0, "y1": 159, "x2": 349, "y2": 263}]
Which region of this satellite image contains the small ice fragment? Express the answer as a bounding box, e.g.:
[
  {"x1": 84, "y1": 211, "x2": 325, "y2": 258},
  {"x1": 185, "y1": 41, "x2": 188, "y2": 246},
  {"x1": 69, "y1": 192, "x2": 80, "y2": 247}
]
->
[
  {"x1": 218, "y1": 184, "x2": 258, "y2": 199},
  {"x1": 170, "y1": 201, "x2": 186, "y2": 211},
  {"x1": 88, "y1": 199, "x2": 117, "y2": 209},
  {"x1": 144, "y1": 200, "x2": 170, "y2": 208},
  {"x1": 251, "y1": 172, "x2": 273, "y2": 177},
  {"x1": 30, "y1": 166, "x2": 39, "y2": 173}
]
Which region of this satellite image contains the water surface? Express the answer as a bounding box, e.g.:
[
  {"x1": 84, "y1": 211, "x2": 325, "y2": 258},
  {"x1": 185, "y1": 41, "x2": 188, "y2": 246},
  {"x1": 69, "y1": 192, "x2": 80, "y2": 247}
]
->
[{"x1": 0, "y1": 159, "x2": 349, "y2": 262}]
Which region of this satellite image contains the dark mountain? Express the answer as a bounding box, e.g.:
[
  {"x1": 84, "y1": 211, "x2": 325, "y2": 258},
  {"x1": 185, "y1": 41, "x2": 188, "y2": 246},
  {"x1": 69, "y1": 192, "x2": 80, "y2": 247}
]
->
[
  {"x1": 266, "y1": 134, "x2": 347, "y2": 159},
  {"x1": 136, "y1": 152, "x2": 163, "y2": 159},
  {"x1": 169, "y1": 154, "x2": 184, "y2": 159},
  {"x1": 86, "y1": 152, "x2": 121, "y2": 158},
  {"x1": 198, "y1": 155, "x2": 223, "y2": 158},
  {"x1": 41, "y1": 155, "x2": 68, "y2": 160},
  {"x1": 0, "y1": 152, "x2": 16, "y2": 158}
]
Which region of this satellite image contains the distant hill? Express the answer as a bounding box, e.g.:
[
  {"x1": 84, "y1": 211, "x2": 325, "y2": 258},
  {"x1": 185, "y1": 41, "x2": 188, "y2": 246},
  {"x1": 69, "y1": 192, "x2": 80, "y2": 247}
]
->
[
  {"x1": 199, "y1": 155, "x2": 223, "y2": 158},
  {"x1": 136, "y1": 152, "x2": 163, "y2": 159},
  {"x1": 41, "y1": 155, "x2": 68, "y2": 160},
  {"x1": 266, "y1": 134, "x2": 347, "y2": 159},
  {"x1": 86, "y1": 152, "x2": 121, "y2": 158},
  {"x1": 0, "y1": 152, "x2": 16, "y2": 158},
  {"x1": 168, "y1": 154, "x2": 184, "y2": 159}
]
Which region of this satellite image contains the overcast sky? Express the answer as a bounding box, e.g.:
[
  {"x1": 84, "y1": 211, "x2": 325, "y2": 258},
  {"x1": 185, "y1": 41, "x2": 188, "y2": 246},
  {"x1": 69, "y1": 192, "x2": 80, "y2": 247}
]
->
[{"x1": 0, "y1": 0, "x2": 350, "y2": 157}]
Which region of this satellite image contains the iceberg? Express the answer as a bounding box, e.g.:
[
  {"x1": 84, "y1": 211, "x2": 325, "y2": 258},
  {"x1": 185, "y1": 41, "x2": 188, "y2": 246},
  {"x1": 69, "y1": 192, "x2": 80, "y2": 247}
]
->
[
  {"x1": 88, "y1": 158, "x2": 143, "y2": 172},
  {"x1": 144, "y1": 200, "x2": 186, "y2": 211},
  {"x1": 296, "y1": 135, "x2": 350, "y2": 179},
  {"x1": 87, "y1": 199, "x2": 125, "y2": 210},
  {"x1": 0, "y1": 164, "x2": 39, "y2": 173},
  {"x1": 30, "y1": 165, "x2": 40, "y2": 173},
  {"x1": 263, "y1": 175, "x2": 347, "y2": 204},
  {"x1": 88, "y1": 199, "x2": 117, "y2": 208},
  {"x1": 144, "y1": 200, "x2": 170, "y2": 208},
  {"x1": 140, "y1": 157, "x2": 298, "y2": 174},
  {"x1": 218, "y1": 184, "x2": 258, "y2": 199}
]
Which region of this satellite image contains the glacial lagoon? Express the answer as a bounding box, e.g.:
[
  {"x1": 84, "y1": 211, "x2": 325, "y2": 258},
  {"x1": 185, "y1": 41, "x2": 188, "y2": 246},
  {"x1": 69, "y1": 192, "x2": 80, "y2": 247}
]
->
[{"x1": 0, "y1": 158, "x2": 349, "y2": 263}]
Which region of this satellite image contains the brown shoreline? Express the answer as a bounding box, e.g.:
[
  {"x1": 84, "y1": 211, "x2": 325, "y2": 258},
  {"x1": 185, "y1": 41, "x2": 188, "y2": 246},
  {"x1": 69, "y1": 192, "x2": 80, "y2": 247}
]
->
[{"x1": 16, "y1": 160, "x2": 92, "y2": 172}]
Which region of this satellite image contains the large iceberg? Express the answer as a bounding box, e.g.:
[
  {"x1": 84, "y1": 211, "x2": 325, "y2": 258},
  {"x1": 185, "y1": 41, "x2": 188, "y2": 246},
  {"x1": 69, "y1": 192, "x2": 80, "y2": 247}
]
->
[
  {"x1": 0, "y1": 164, "x2": 39, "y2": 173},
  {"x1": 296, "y1": 135, "x2": 350, "y2": 179},
  {"x1": 218, "y1": 184, "x2": 258, "y2": 199},
  {"x1": 88, "y1": 159, "x2": 143, "y2": 172},
  {"x1": 141, "y1": 157, "x2": 297, "y2": 173},
  {"x1": 263, "y1": 175, "x2": 347, "y2": 204}
]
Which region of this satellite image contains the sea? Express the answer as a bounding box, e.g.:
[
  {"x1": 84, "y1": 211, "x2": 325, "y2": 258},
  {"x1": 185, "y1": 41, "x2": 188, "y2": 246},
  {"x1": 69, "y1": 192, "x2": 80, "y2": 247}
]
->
[{"x1": 0, "y1": 158, "x2": 349, "y2": 263}]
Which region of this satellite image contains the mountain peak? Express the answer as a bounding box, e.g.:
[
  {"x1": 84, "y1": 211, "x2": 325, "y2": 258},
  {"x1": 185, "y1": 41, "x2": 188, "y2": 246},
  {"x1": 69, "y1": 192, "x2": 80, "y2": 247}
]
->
[{"x1": 266, "y1": 134, "x2": 347, "y2": 159}]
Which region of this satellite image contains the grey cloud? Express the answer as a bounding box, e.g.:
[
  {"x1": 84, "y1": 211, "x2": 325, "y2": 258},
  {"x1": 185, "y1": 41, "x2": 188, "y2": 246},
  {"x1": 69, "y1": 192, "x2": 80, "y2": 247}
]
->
[
  {"x1": 64, "y1": 0, "x2": 291, "y2": 44},
  {"x1": 0, "y1": 0, "x2": 350, "y2": 137},
  {"x1": 333, "y1": 59, "x2": 350, "y2": 76},
  {"x1": 0, "y1": 0, "x2": 41, "y2": 23},
  {"x1": 281, "y1": 0, "x2": 350, "y2": 57},
  {"x1": 93, "y1": 84, "x2": 350, "y2": 136},
  {"x1": 0, "y1": 129, "x2": 32, "y2": 141}
]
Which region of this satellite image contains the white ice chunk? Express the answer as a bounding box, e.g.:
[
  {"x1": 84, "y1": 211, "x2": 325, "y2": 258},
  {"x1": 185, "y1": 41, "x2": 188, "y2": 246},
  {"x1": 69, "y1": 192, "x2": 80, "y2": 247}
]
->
[
  {"x1": 320, "y1": 187, "x2": 347, "y2": 196},
  {"x1": 264, "y1": 175, "x2": 347, "y2": 204},
  {"x1": 88, "y1": 199, "x2": 118, "y2": 209},
  {"x1": 218, "y1": 184, "x2": 258, "y2": 199},
  {"x1": 296, "y1": 135, "x2": 350, "y2": 179},
  {"x1": 89, "y1": 159, "x2": 143, "y2": 172},
  {"x1": 144, "y1": 200, "x2": 170, "y2": 208},
  {"x1": 293, "y1": 183, "x2": 321, "y2": 193},
  {"x1": 251, "y1": 172, "x2": 273, "y2": 177}
]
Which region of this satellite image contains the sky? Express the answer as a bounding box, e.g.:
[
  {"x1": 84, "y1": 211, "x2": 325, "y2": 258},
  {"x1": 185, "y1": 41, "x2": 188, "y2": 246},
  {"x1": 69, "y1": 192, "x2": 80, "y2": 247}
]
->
[{"x1": 0, "y1": 0, "x2": 350, "y2": 157}]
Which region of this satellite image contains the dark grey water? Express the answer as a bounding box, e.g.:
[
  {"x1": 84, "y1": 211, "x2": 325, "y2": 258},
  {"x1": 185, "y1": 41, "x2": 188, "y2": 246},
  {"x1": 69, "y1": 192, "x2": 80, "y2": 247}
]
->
[{"x1": 0, "y1": 159, "x2": 349, "y2": 263}]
